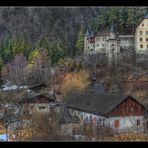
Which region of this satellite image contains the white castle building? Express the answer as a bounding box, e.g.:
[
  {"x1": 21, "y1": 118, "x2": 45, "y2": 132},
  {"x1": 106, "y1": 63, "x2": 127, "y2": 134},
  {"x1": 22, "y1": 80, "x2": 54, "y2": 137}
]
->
[{"x1": 84, "y1": 14, "x2": 148, "y2": 65}]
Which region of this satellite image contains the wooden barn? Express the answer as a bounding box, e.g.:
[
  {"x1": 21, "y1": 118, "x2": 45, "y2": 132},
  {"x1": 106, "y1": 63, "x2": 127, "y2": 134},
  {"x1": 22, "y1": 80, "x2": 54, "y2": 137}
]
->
[
  {"x1": 64, "y1": 93, "x2": 147, "y2": 133},
  {"x1": 21, "y1": 91, "x2": 57, "y2": 114}
]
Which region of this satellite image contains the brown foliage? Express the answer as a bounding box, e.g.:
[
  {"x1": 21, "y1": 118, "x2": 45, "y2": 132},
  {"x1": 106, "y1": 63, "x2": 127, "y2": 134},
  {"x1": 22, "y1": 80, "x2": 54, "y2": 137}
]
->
[{"x1": 61, "y1": 70, "x2": 89, "y2": 97}]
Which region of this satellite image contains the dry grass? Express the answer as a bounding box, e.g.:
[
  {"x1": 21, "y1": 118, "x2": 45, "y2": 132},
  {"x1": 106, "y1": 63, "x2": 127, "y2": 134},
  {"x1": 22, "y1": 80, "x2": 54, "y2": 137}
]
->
[
  {"x1": 0, "y1": 123, "x2": 6, "y2": 134},
  {"x1": 111, "y1": 133, "x2": 148, "y2": 141}
]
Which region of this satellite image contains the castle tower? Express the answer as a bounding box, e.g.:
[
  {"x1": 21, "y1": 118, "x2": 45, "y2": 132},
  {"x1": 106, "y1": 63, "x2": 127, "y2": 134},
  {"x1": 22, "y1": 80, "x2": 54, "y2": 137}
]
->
[
  {"x1": 84, "y1": 29, "x2": 90, "y2": 54},
  {"x1": 84, "y1": 29, "x2": 95, "y2": 54},
  {"x1": 106, "y1": 22, "x2": 120, "y2": 67}
]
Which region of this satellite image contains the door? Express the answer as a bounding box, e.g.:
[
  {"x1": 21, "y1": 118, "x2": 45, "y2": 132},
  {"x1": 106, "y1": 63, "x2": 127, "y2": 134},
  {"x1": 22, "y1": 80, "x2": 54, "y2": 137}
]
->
[{"x1": 114, "y1": 120, "x2": 120, "y2": 128}]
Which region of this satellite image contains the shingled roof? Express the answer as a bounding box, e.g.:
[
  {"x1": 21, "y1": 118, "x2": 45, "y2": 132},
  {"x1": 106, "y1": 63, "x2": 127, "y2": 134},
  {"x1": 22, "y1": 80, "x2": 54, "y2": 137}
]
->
[{"x1": 64, "y1": 93, "x2": 141, "y2": 116}]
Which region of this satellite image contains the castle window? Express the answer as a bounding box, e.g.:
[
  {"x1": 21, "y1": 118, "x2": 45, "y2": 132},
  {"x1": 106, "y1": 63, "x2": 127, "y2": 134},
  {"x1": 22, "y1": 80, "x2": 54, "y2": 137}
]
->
[
  {"x1": 140, "y1": 31, "x2": 143, "y2": 35},
  {"x1": 142, "y1": 23, "x2": 144, "y2": 27},
  {"x1": 146, "y1": 31, "x2": 148, "y2": 35},
  {"x1": 140, "y1": 44, "x2": 143, "y2": 48},
  {"x1": 146, "y1": 38, "x2": 148, "y2": 41},
  {"x1": 103, "y1": 37, "x2": 106, "y2": 41},
  {"x1": 140, "y1": 38, "x2": 143, "y2": 41},
  {"x1": 97, "y1": 44, "x2": 100, "y2": 47}
]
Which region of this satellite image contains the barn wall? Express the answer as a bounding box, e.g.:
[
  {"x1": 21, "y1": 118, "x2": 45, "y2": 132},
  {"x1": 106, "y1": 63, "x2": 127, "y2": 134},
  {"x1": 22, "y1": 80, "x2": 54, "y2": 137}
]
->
[{"x1": 110, "y1": 97, "x2": 145, "y2": 117}]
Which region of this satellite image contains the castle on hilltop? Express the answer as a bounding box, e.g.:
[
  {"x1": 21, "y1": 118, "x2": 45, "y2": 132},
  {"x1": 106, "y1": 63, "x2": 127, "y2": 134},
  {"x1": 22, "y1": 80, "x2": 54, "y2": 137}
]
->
[{"x1": 84, "y1": 14, "x2": 148, "y2": 66}]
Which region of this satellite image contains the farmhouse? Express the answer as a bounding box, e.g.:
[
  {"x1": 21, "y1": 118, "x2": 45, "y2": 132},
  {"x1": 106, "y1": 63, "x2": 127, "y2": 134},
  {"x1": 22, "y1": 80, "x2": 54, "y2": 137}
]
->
[
  {"x1": 64, "y1": 92, "x2": 146, "y2": 133},
  {"x1": 21, "y1": 91, "x2": 58, "y2": 114}
]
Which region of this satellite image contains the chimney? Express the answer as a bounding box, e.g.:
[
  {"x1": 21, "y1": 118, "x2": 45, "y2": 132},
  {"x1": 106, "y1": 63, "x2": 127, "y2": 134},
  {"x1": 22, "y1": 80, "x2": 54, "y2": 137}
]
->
[{"x1": 92, "y1": 76, "x2": 96, "y2": 87}]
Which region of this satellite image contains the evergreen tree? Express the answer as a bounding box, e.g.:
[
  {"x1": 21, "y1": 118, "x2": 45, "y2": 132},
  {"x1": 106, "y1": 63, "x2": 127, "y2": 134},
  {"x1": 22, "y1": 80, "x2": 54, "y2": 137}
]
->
[
  {"x1": 48, "y1": 42, "x2": 65, "y2": 65},
  {"x1": 0, "y1": 56, "x2": 3, "y2": 70},
  {"x1": 75, "y1": 30, "x2": 84, "y2": 55},
  {"x1": 36, "y1": 37, "x2": 50, "y2": 50}
]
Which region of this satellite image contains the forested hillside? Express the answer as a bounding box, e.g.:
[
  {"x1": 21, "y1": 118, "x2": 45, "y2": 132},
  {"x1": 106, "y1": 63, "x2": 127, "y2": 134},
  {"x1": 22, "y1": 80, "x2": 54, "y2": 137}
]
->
[
  {"x1": 0, "y1": 7, "x2": 148, "y2": 85},
  {"x1": 0, "y1": 7, "x2": 147, "y2": 62}
]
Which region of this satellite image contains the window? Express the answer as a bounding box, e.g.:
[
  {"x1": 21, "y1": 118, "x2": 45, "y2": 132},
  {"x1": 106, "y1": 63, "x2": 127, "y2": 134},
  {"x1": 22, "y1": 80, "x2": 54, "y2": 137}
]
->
[
  {"x1": 140, "y1": 38, "x2": 143, "y2": 41},
  {"x1": 146, "y1": 31, "x2": 148, "y2": 35},
  {"x1": 90, "y1": 116, "x2": 92, "y2": 121},
  {"x1": 101, "y1": 119, "x2": 104, "y2": 126},
  {"x1": 103, "y1": 37, "x2": 106, "y2": 41},
  {"x1": 142, "y1": 23, "x2": 144, "y2": 27},
  {"x1": 140, "y1": 44, "x2": 143, "y2": 48},
  {"x1": 85, "y1": 116, "x2": 89, "y2": 123},
  {"x1": 103, "y1": 118, "x2": 105, "y2": 126},
  {"x1": 30, "y1": 106, "x2": 34, "y2": 110},
  {"x1": 97, "y1": 118, "x2": 100, "y2": 125},
  {"x1": 97, "y1": 38, "x2": 100, "y2": 41},
  {"x1": 114, "y1": 120, "x2": 120, "y2": 128},
  {"x1": 99, "y1": 119, "x2": 102, "y2": 125},
  {"x1": 92, "y1": 117, "x2": 97, "y2": 125},
  {"x1": 146, "y1": 38, "x2": 148, "y2": 41},
  {"x1": 140, "y1": 31, "x2": 143, "y2": 35},
  {"x1": 137, "y1": 119, "x2": 140, "y2": 126},
  {"x1": 38, "y1": 106, "x2": 45, "y2": 109},
  {"x1": 121, "y1": 120, "x2": 126, "y2": 127}
]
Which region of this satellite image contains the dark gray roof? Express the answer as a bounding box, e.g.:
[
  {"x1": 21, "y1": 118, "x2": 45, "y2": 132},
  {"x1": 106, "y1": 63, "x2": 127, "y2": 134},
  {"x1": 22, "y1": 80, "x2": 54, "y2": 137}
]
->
[
  {"x1": 64, "y1": 93, "x2": 135, "y2": 116},
  {"x1": 110, "y1": 21, "x2": 114, "y2": 32},
  {"x1": 29, "y1": 83, "x2": 47, "y2": 89},
  {"x1": 90, "y1": 31, "x2": 94, "y2": 37},
  {"x1": 85, "y1": 29, "x2": 90, "y2": 37},
  {"x1": 20, "y1": 91, "x2": 56, "y2": 103},
  {"x1": 91, "y1": 83, "x2": 105, "y2": 94}
]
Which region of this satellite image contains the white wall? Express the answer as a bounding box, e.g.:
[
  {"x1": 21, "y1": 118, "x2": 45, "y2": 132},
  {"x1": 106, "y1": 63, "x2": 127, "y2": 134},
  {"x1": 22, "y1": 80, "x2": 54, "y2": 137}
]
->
[
  {"x1": 28, "y1": 103, "x2": 55, "y2": 113},
  {"x1": 119, "y1": 35, "x2": 134, "y2": 50},
  {"x1": 69, "y1": 108, "x2": 106, "y2": 125},
  {"x1": 68, "y1": 108, "x2": 145, "y2": 133},
  {"x1": 135, "y1": 18, "x2": 148, "y2": 54},
  {"x1": 106, "y1": 116, "x2": 144, "y2": 133}
]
